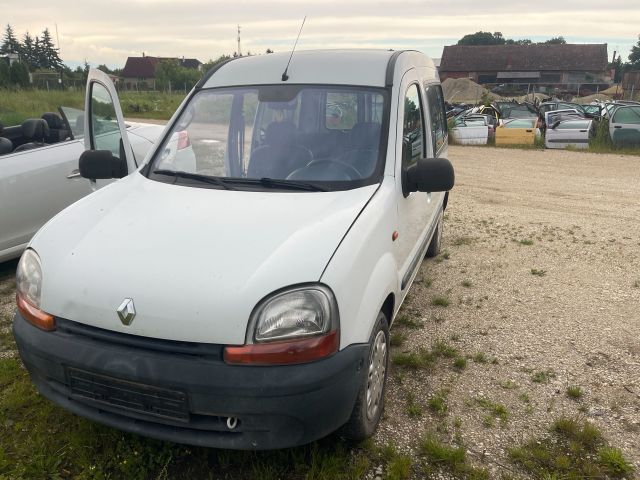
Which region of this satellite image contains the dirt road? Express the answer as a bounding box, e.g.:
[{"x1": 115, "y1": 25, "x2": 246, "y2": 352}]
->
[{"x1": 380, "y1": 145, "x2": 640, "y2": 475}]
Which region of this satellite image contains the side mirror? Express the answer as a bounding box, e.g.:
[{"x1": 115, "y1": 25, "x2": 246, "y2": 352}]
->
[
  {"x1": 404, "y1": 157, "x2": 455, "y2": 196},
  {"x1": 79, "y1": 150, "x2": 127, "y2": 180}
]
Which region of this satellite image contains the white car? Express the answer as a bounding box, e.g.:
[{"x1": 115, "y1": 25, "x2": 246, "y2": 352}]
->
[
  {"x1": 13, "y1": 50, "x2": 454, "y2": 449},
  {"x1": 0, "y1": 86, "x2": 163, "y2": 262}
]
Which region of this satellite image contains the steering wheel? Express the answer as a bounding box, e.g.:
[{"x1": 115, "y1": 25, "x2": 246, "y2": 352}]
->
[{"x1": 306, "y1": 159, "x2": 363, "y2": 180}]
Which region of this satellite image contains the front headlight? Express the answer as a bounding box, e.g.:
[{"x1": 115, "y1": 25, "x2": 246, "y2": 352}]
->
[
  {"x1": 16, "y1": 248, "x2": 43, "y2": 308},
  {"x1": 251, "y1": 285, "x2": 338, "y2": 343},
  {"x1": 16, "y1": 248, "x2": 54, "y2": 331}
]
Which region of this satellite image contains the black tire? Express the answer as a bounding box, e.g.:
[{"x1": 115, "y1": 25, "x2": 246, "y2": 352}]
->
[
  {"x1": 342, "y1": 311, "x2": 390, "y2": 441},
  {"x1": 426, "y1": 207, "x2": 444, "y2": 258}
]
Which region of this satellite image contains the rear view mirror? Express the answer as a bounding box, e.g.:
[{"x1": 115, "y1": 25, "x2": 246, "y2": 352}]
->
[
  {"x1": 404, "y1": 158, "x2": 455, "y2": 196},
  {"x1": 79, "y1": 150, "x2": 127, "y2": 180}
]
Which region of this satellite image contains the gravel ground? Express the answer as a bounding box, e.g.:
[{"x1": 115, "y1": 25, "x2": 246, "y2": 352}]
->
[
  {"x1": 379, "y1": 145, "x2": 640, "y2": 476},
  {"x1": 0, "y1": 145, "x2": 638, "y2": 477}
]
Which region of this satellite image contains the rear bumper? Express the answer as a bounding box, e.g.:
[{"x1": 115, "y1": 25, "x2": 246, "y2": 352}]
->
[{"x1": 13, "y1": 312, "x2": 368, "y2": 450}]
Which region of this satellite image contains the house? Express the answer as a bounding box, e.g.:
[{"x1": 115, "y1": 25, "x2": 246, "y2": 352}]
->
[
  {"x1": 121, "y1": 54, "x2": 203, "y2": 90},
  {"x1": 622, "y1": 71, "x2": 640, "y2": 96},
  {"x1": 439, "y1": 44, "x2": 609, "y2": 86}
]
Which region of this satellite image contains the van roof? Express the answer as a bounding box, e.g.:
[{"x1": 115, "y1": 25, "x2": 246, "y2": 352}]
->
[{"x1": 201, "y1": 49, "x2": 436, "y2": 89}]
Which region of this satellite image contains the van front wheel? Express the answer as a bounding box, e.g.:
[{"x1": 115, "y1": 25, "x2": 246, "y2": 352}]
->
[{"x1": 342, "y1": 311, "x2": 389, "y2": 441}]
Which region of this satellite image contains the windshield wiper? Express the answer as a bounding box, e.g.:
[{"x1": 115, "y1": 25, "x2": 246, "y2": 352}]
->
[
  {"x1": 153, "y1": 169, "x2": 235, "y2": 190},
  {"x1": 226, "y1": 177, "x2": 328, "y2": 192}
]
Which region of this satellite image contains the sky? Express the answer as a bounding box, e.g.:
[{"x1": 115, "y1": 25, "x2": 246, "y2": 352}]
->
[{"x1": 3, "y1": 0, "x2": 639, "y2": 69}]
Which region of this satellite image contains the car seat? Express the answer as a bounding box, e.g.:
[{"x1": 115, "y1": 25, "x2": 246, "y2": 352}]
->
[
  {"x1": 247, "y1": 121, "x2": 312, "y2": 179},
  {"x1": 41, "y1": 112, "x2": 70, "y2": 143},
  {"x1": 13, "y1": 119, "x2": 50, "y2": 152},
  {"x1": 0, "y1": 137, "x2": 13, "y2": 155}
]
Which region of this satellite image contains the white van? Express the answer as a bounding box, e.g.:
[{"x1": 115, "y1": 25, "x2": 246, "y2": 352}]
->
[{"x1": 13, "y1": 50, "x2": 453, "y2": 449}]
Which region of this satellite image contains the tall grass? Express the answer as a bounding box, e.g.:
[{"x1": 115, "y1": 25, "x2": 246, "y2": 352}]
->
[{"x1": 0, "y1": 89, "x2": 186, "y2": 126}]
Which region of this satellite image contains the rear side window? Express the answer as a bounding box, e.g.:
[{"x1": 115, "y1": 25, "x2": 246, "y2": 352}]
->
[
  {"x1": 612, "y1": 106, "x2": 640, "y2": 124},
  {"x1": 402, "y1": 84, "x2": 424, "y2": 168},
  {"x1": 326, "y1": 92, "x2": 357, "y2": 130},
  {"x1": 425, "y1": 85, "x2": 447, "y2": 155}
]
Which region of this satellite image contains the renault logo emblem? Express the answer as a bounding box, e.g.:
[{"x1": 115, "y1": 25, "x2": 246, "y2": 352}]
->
[{"x1": 117, "y1": 298, "x2": 136, "y2": 326}]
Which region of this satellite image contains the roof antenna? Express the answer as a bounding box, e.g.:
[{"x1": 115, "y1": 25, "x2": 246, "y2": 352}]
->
[{"x1": 282, "y1": 16, "x2": 306, "y2": 81}]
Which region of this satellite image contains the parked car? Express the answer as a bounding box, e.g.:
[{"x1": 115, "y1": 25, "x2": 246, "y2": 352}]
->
[
  {"x1": 0, "y1": 99, "x2": 163, "y2": 262},
  {"x1": 13, "y1": 50, "x2": 455, "y2": 450},
  {"x1": 609, "y1": 105, "x2": 640, "y2": 148}
]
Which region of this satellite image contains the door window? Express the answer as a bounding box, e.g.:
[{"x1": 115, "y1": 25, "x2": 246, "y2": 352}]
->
[
  {"x1": 402, "y1": 84, "x2": 424, "y2": 168},
  {"x1": 612, "y1": 106, "x2": 640, "y2": 124},
  {"x1": 90, "y1": 82, "x2": 124, "y2": 158},
  {"x1": 425, "y1": 85, "x2": 447, "y2": 155}
]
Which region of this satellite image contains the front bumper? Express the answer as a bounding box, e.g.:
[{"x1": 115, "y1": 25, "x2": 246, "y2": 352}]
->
[{"x1": 13, "y1": 312, "x2": 368, "y2": 450}]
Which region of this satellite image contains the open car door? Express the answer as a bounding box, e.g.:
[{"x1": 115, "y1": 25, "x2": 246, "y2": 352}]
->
[{"x1": 83, "y1": 68, "x2": 137, "y2": 188}]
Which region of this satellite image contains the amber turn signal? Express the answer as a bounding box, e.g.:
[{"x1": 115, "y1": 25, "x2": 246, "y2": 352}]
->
[
  {"x1": 16, "y1": 293, "x2": 55, "y2": 331},
  {"x1": 224, "y1": 330, "x2": 339, "y2": 366}
]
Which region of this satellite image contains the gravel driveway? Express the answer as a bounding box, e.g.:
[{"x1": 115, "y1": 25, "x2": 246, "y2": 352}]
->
[
  {"x1": 0, "y1": 145, "x2": 638, "y2": 477},
  {"x1": 380, "y1": 145, "x2": 640, "y2": 475}
]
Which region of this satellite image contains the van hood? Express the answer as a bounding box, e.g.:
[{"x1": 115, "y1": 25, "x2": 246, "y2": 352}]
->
[{"x1": 32, "y1": 173, "x2": 377, "y2": 344}]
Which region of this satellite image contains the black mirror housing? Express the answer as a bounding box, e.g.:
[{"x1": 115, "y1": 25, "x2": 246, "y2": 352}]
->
[
  {"x1": 79, "y1": 150, "x2": 127, "y2": 180},
  {"x1": 404, "y1": 157, "x2": 455, "y2": 195}
]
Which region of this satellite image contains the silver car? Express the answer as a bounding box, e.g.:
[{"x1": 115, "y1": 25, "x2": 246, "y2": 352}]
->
[{"x1": 0, "y1": 70, "x2": 164, "y2": 262}]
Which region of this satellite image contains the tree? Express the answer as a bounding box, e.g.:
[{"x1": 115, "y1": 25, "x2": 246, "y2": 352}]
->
[
  {"x1": 458, "y1": 31, "x2": 505, "y2": 46},
  {"x1": 629, "y1": 35, "x2": 640, "y2": 68},
  {"x1": 20, "y1": 32, "x2": 36, "y2": 68},
  {"x1": 0, "y1": 24, "x2": 20, "y2": 54},
  {"x1": 9, "y1": 61, "x2": 29, "y2": 87},
  {"x1": 97, "y1": 64, "x2": 112, "y2": 74},
  {"x1": 39, "y1": 28, "x2": 62, "y2": 69},
  {"x1": 544, "y1": 36, "x2": 567, "y2": 45},
  {"x1": 0, "y1": 60, "x2": 10, "y2": 87},
  {"x1": 266, "y1": 48, "x2": 274, "y2": 54}
]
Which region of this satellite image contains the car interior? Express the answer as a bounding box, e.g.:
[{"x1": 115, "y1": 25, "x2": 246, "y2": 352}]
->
[{"x1": 0, "y1": 110, "x2": 73, "y2": 156}]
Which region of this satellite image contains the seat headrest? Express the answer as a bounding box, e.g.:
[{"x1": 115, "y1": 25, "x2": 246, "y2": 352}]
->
[
  {"x1": 265, "y1": 121, "x2": 296, "y2": 147},
  {"x1": 0, "y1": 137, "x2": 12, "y2": 154},
  {"x1": 21, "y1": 119, "x2": 50, "y2": 141},
  {"x1": 41, "y1": 112, "x2": 64, "y2": 129},
  {"x1": 350, "y1": 122, "x2": 381, "y2": 150}
]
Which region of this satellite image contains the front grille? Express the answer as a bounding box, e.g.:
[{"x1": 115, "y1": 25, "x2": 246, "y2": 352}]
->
[
  {"x1": 67, "y1": 368, "x2": 190, "y2": 422},
  {"x1": 56, "y1": 318, "x2": 223, "y2": 360}
]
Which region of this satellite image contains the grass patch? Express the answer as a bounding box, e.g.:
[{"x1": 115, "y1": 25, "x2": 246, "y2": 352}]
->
[
  {"x1": 394, "y1": 314, "x2": 423, "y2": 329},
  {"x1": 428, "y1": 390, "x2": 448, "y2": 416},
  {"x1": 473, "y1": 352, "x2": 488, "y2": 364},
  {"x1": 531, "y1": 369, "x2": 556, "y2": 384},
  {"x1": 431, "y1": 295, "x2": 450, "y2": 307},
  {"x1": 634, "y1": 280, "x2": 639, "y2": 288},
  {"x1": 390, "y1": 333, "x2": 406, "y2": 347},
  {"x1": 530, "y1": 268, "x2": 547, "y2": 277},
  {"x1": 566, "y1": 385, "x2": 583, "y2": 400},
  {"x1": 509, "y1": 416, "x2": 634, "y2": 479},
  {"x1": 517, "y1": 238, "x2": 534, "y2": 246},
  {"x1": 499, "y1": 380, "x2": 518, "y2": 390},
  {"x1": 475, "y1": 398, "x2": 508, "y2": 426},
  {"x1": 406, "y1": 392, "x2": 423, "y2": 418},
  {"x1": 392, "y1": 349, "x2": 437, "y2": 370},
  {"x1": 433, "y1": 340, "x2": 457, "y2": 358},
  {"x1": 461, "y1": 280, "x2": 473, "y2": 288},
  {"x1": 386, "y1": 453, "x2": 412, "y2": 480},
  {"x1": 453, "y1": 356, "x2": 467, "y2": 371},
  {"x1": 419, "y1": 434, "x2": 488, "y2": 479},
  {"x1": 452, "y1": 236, "x2": 474, "y2": 246},
  {"x1": 0, "y1": 89, "x2": 187, "y2": 124}
]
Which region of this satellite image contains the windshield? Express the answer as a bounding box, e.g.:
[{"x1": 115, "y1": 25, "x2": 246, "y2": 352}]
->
[{"x1": 148, "y1": 85, "x2": 388, "y2": 191}]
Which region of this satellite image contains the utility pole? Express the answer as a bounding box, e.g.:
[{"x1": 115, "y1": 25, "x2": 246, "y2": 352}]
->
[{"x1": 237, "y1": 25, "x2": 242, "y2": 57}]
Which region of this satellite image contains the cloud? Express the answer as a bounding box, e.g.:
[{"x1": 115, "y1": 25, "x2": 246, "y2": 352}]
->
[{"x1": 2, "y1": 0, "x2": 638, "y2": 66}]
